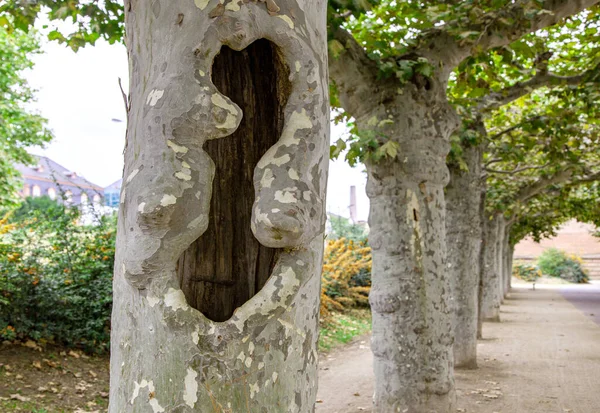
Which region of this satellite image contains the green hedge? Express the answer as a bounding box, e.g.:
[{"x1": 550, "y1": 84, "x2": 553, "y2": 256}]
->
[
  {"x1": 537, "y1": 248, "x2": 589, "y2": 284},
  {"x1": 0, "y1": 198, "x2": 115, "y2": 353}
]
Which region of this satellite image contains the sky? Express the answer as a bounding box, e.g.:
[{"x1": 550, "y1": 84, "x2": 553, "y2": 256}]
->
[{"x1": 25, "y1": 37, "x2": 369, "y2": 222}]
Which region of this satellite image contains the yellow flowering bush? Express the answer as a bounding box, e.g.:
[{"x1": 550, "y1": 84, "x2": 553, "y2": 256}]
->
[{"x1": 321, "y1": 237, "x2": 372, "y2": 318}]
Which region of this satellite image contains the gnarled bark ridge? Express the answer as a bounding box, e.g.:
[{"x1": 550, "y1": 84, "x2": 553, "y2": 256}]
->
[
  {"x1": 447, "y1": 144, "x2": 484, "y2": 369},
  {"x1": 110, "y1": 1, "x2": 329, "y2": 411}
]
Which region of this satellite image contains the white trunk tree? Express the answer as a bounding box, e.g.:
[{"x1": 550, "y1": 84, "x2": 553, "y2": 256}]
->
[
  {"x1": 447, "y1": 143, "x2": 484, "y2": 369},
  {"x1": 480, "y1": 215, "x2": 501, "y2": 322},
  {"x1": 329, "y1": 2, "x2": 596, "y2": 410},
  {"x1": 110, "y1": 1, "x2": 329, "y2": 412}
]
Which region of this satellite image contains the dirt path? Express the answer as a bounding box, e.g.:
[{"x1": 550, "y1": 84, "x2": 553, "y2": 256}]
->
[{"x1": 317, "y1": 283, "x2": 600, "y2": 413}]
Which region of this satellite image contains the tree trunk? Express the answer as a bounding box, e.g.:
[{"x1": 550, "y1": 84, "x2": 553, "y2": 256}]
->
[
  {"x1": 504, "y1": 237, "x2": 513, "y2": 298},
  {"x1": 359, "y1": 81, "x2": 459, "y2": 412},
  {"x1": 446, "y1": 144, "x2": 483, "y2": 369},
  {"x1": 476, "y1": 186, "x2": 486, "y2": 340},
  {"x1": 480, "y1": 215, "x2": 501, "y2": 321},
  {"x1": 110, "y1": 2, "x2": 329, "y2": 412},
  {"x1": 495, "y1": 216, "x2": 505, "y2": 305}
]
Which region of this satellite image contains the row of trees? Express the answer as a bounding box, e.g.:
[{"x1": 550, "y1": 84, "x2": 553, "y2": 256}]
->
[{"x1": 3, "y1": 1, "x2": 600, "y2": 412}]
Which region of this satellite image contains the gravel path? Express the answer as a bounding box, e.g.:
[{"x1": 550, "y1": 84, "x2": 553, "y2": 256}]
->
[{"x1": 316, "y1": 283, "x2": 600, "y2": 413}]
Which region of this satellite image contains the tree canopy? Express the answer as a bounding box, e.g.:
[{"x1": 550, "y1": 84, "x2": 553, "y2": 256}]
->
[{"x1": 0, "y1": 24, "x2": 52, "y2": 207}]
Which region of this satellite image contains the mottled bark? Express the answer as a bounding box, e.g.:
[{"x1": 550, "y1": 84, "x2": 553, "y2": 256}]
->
[
  {"x1": 446, "y1": 144, "x2": 483, "y2": 369},
  {"x1": 506, "y1": 246, "x2": 514, "y2": 296},
  {"x1": 480, "y1": 215, "x2": 501, "y2": 322},
  {"x1": 503, "y1": 237, "x2": 514, "y2": 298},
  {"x1": 495, "y1": 216, "x2": 506, "y2": 306},
  {"x1": 330, "y1": 29, "x2": 459, "y2": 411},
  {"x1": 110, "y1": 1, "x2": 329, "y2": 412}
]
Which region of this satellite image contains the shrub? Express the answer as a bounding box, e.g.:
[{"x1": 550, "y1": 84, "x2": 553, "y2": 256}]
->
[
  {"x1": 536, "y1": 248, "x2": 589, "y2": 284},
  {"x1": 512, "y1": 261, "x2": 541, "y2": 282},
  {"x1": 327, "y1": 213, "x2": 368, "y2": 242},
  {"x1": 321, "y1": 238, "x2": 372, "y2": 318},
  {"x1": 0, "y1": 199, "x2": 115, "y2": 353}
]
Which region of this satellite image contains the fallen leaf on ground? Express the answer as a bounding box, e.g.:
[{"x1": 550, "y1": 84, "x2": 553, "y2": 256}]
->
[
  {"x1": 43, "y1": 358, "x2": 59, "y2": 368},
  {"x1": 10, "y1": 394, "x2": 31, "y2": 402},
  {"x1": 22, "y1": 340, "x2": 43, "y2": 351},
  {"x1": 32, "y1": 360, "x2": 42, "y2": 369},
  {"x1": 353, "y1": 392, "x2": 360, "y2": 396},
  {"x1": 68, "y1": 350, "x2": 81, "y2": 358}
]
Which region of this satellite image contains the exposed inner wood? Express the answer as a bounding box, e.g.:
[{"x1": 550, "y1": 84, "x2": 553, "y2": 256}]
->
[{"x1": 177, "y1": 40, "x2": 290, "y2": 322}]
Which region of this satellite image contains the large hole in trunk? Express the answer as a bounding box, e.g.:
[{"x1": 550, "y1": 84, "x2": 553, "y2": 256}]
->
[{"x1": 177, "y1": 40, "x2": 291, "y2": 322}]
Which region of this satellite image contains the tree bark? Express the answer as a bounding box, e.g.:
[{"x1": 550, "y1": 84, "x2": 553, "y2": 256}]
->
[
  {"x1": 446, "y1": 144, "x2": 483, "y2": 369},
  {"x1": 480, "y1": 215, "x2": 501, "y2": 322},
  {"x1": 339, "y1": 76, "x2": 460, "y2": 411},
  {"x1": 110, "y1": 1, "x2": 329, "y2": 412},
  {"x1": 506, "y1": 245, "x2": 514, "y2": 296},
  {"x1": 495, "y1": 215, "x2": 506, "y2": 306}
]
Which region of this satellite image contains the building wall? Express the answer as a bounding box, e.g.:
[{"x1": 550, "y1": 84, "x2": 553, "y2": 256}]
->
[
  {"x1": 514, "y1": 220, "x2": 600, "y2": 279},
  {"x1": 22, "y1": 179, "x2": 103, "y2": 206}
]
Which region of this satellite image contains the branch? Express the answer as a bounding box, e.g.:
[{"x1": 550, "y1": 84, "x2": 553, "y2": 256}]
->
[
  {"x1": 455, "y1": 0, "x2": 600, "y2": 60},
  {"x1": 566, "y1": 170, "x2": 600, "y2": 185},
  {"x1": 476, "y1": 69, "x2": 595, "y2": 112},
  {"x1": 328, "y1": 27, "x2": 385, "y2": 119},
  {"x1": 485, "y1": 162, "x2": 550, "y2": 175},
  {"x1": 514, "y1": 167, "x2": 575, "y2": 203},
  {"x1": 487, "y1": 115, "x2": 543, "y2": 142}
]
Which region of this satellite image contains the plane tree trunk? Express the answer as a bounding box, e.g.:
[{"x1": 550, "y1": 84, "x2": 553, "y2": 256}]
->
[
  {"x1": 110, "y1": 1, "x2": 329, "y2": 412},
  {"x1": 446, "y1": 143, "x2": 484, "y2": 369},
  {"x1": 480, "y1": 215, "x2": 501, "y2": 322},
  {"x1": 330, "y1": 34, "x2": 461, "y2": 411}
]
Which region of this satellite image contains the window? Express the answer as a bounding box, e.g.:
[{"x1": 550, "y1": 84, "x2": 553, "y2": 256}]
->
[
  {"x1": 32, "y1": 185, "x2": 41, "y2": 197},
  {"x1": 47, "y1": 188, "x2": 56, "y2": 200},
  {"x1": 93, "y1": 194, "x2": 101, "y2": 205},
  {"x1": 80, "y1": 192, "x2": 88, "y2": 205},
  {"x1": 65, "y1": 190, "x2": 73, "y2": 205}
]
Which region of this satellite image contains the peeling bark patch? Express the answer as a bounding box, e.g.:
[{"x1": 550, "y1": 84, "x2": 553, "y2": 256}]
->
[
  {"x1": 183, "y1": 368, "x2": 198, "y2": 408},
  {"x1": 164, "y1": 288, "x2": 189, "y2": 312},
  {"x1": 274, "y1": 189, "x2": 297, "y2": 204},
  {"x1": 277, "y1": 15, "x2": 294, "y2": 29},
  {"x1": 160, "y1": 194, "x2": 177, "y2": 206},
  {"x1": 146, "y1": 89, "x2": 165, "y2": 106},
  {"x1": 146, "y1": 295, "x2": 160, "y2": 307},
  {"x1": 288, "y1": 168, "x2": 299, "y2": 180},
  {"x1": 167, "y1": 140, "x2": 188, "y2": 154},
  {"x1": 126, "y1": 168, "x2": 140, "y2": 183},
  {"x1": 194, "y1": 0, "x2": 211, "y2": 10},
  {"x1": 131, "y1": 379, "x2": 164, "y2": 412},
  {"x1": 225, "y1": 0, "x2": 242, "y2": 11}
]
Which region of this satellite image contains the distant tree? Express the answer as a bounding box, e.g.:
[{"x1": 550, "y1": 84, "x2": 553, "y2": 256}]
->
[
  {"x1": 328, "y1": 213, "x2": 368, "y2": 242},
  {"x1": 9, "y1": 195, "x2": 58, "y2": 221},
  {"x1": 0, "y1": 24, "x2": 51, "y2": 206}
]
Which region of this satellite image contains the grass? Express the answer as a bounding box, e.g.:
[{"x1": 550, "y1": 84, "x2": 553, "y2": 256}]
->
[
  {"x1": 0, "y1": 400, "x2": 53, "y2": 412},
  {"x1": 318, "y1": 309, "x2": 372, "y2": 352}
]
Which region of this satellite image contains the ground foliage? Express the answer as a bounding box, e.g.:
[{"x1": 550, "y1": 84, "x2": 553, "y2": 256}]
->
[
  {"x1": 0, "y1": 24, "x2": 52, "y2": 207},
  {"x1": 537, "y1": 248, "x2": 589, "y2": 283},
  {"x1": 512, "y1": 261, "x2": 541, "y2": 282},
  {"x1": 321, "y1": 238, "x2": 372, "y2": 318},
  {"x1": 0, "y1": 198, "x2": 115, "y2": 353}
]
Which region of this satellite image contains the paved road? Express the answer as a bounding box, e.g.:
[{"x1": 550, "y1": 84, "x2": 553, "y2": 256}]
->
[
  {"x1": 317, "y1": 284, "x2": 600, "y2": 413},
  {"x1": 560, "y1": 281, "x2": 600, "y2": 325}
]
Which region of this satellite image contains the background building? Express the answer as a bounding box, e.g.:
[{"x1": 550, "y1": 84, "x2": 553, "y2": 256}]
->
[
  {"x1": 104, "y1": 179, "x2": 121, "y2": 208},
  {"x1": 514, "y1": 220, "x2": 600, "y2": 280},
  {"x1": 16, "y1": 155, "x2": 104, "y2": 206}
]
